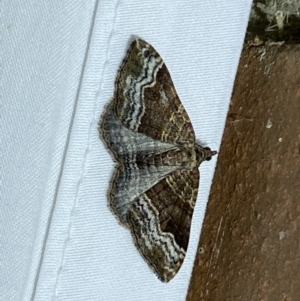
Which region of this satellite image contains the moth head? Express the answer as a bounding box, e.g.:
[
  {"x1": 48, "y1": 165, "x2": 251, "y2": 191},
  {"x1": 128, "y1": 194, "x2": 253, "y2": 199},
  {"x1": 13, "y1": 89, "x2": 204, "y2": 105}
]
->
[
  {"x1": 195, "y1": 144, "x2": 217, "y2": 165},
  {"x1": 203, "y1": 147, "x2": 218, "y2": 161}
]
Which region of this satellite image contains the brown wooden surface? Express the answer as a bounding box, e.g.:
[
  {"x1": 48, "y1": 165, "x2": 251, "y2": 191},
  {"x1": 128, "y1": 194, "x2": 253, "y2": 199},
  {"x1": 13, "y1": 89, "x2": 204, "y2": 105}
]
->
[{"x1": 187, "y1": 45, "x2": 300, "y2": 301}]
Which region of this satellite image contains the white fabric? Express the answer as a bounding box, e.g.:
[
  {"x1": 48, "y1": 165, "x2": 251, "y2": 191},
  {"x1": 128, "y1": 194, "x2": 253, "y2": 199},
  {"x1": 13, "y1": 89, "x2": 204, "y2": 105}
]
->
[{"x1": 1, "y1": 1, "x2": 251, "y2": 300}]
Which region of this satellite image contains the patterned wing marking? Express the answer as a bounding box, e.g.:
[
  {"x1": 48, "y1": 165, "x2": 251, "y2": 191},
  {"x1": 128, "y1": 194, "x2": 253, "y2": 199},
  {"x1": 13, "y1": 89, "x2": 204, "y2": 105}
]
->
[
  {"x1": 127, "y1": 166, "x2": 199, "y2": 282},
  {"x1": 108, "y1": 163, "x2": 180, "y2": 227},
  {"x1": 113, "y1": 39, "x2": 195, "y2": 145},
  {"x1": 100, "y1": 102, "x2": 178, "y2": 164}
]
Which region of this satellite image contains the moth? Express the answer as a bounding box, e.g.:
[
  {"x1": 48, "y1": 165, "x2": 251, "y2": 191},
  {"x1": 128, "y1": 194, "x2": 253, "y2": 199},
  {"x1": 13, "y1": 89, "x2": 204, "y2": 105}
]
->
[{"x1": 99, "y1": 38, "x2": 216, "y2": 282}]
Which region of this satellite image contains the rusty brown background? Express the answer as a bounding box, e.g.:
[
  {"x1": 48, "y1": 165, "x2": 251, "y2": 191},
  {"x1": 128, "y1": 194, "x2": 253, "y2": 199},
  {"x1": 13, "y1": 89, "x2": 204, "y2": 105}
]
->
[{"x1": 187, "y1": 45, "x2": 300, "y2": 301}]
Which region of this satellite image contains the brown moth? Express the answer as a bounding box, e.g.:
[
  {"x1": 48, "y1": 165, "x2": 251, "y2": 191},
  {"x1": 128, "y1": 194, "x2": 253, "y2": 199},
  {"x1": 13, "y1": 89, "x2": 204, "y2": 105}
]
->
[{"x1": 99, "y1": 39, "x2": 216, "y2": 282}]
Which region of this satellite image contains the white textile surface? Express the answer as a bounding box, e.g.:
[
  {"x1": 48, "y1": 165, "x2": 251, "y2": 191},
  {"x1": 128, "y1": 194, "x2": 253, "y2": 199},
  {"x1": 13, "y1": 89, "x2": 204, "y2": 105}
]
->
[{"x1": 1, "y1": 1, "x2": 251, "y2": 300}]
